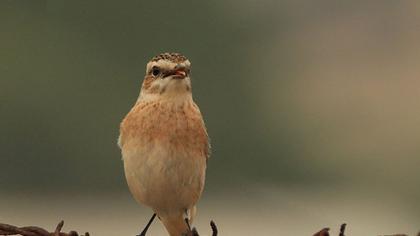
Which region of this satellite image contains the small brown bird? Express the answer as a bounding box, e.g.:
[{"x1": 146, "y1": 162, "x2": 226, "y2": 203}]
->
[{"x1": 118, "y1": 53, "x2": 210, "y2": 236}]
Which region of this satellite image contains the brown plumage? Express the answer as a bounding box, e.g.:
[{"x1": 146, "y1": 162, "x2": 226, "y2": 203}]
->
[{"x1": 118, "y1": 53, "x2": 210, "y2": 236}]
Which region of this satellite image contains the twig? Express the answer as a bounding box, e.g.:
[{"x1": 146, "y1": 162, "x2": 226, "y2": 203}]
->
[
  {"x1": 313, "y1": 227, "x2": 330, "y2": 236},
  {"x1": 210, "y1": 221, "x2": 218, "y2": 236},
  {"x1": 1, "y1": 220, "x2": 419, "y2": 236},
  {"x1": 339, "y1": 223, "x2": 346, "y2": 236},
  {"x1": 53, "y1": 221, "x2": 63, "y2": 236},
  {"x1": 188, "y1": 220, "x2": 217, "y2": 236},
  {"x1": 0, "y1": 221, "x2": 89, "y2": 236}
]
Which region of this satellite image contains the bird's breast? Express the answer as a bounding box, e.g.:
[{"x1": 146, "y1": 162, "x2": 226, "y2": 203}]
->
[
  {"x1": 119, "y1": 99, "x2": 209, "y2": 210},
  {"x1": 120, "y1": 99, "x2": 209, "y2": 157}
]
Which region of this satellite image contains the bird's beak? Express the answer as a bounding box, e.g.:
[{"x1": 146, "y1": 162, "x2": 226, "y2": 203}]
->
[
  {"x1": 170, "y1": 65, "x2": 188, "y2": 79},
  {"x1": 174, "y1": 70, "x2": 186, "y2": 77}
]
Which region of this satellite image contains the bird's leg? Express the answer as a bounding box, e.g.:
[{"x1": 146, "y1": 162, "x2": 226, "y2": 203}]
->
[
  {"x1": 184, "y1": 209, "x2": 191, "y2": 230},
  {"x1": 185, "y1": 218, "x2": 191, "y2": 230},
  {"x1": 137, "y1": 213, "x2": 156, "y2": 236}
]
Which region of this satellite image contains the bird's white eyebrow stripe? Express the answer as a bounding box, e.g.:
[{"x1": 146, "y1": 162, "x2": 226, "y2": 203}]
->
[{"x1": 146, "y1": 60, "x2": 191, "y2": 74}]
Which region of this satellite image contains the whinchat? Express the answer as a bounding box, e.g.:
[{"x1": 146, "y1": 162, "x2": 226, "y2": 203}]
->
[{"x1": 118, "y1": 53, "x2": 210, "y2": 236}]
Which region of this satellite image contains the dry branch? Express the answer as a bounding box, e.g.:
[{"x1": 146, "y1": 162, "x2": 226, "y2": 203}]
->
[
  {"x1": 0, "y1": 220, "x2": 217, "y2": 236},
  {"x1": 313, "y1": 227, "x2": 330, "y2": 236},
  {"x1": 1, "y1": 221, "x2": 419, "y2": 236},
  {"x1": 339, "y1": 224, "x2": 346, "y2": 236},
  {"x1": 188, "y1": 220, "x2": 217, "y2": 236},
  {"x1": 0, "y1": 221, "x2": 88, "y2": 236}
]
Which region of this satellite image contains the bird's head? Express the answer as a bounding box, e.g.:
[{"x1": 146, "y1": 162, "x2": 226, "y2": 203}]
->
[{"x1": 139, "y1": 52, "x2": 192, "y2": 101}]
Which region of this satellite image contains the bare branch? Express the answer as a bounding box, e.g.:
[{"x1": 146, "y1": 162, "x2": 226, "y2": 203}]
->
[
  {"x1": 0, "y1": 221, "x2": 88, "y2": 236},
  {"x1": 188, "y1": 220, "x2": 217, "y2": 236},
  {"x1": 339, "y1": 223, "x2": 346, "y2": 236},
  {"x1": 210, "y1": 221, "x2": 218, "y2": 236},
  {"x1": 1, "y1": 220, "x2": 419, "y2": 236},
  {"x1": 313, "y1": 227, "x2": 330, "y2": 236}
]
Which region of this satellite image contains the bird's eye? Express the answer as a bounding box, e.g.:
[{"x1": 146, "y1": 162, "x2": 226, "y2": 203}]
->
[{"x1": 152, "y1": 67, "x2": 160, "y2": 76}]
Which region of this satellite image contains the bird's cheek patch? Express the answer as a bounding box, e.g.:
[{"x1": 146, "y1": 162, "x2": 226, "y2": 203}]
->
[
  {"x1": 142, "y1": 76, "x2": 155, "y2": 90},
  {"x1": 149, "y1": 83, "x2": 161, "y2": 94}
]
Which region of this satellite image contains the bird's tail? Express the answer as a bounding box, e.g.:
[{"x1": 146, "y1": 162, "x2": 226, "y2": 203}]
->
[
  {"x1": 160, "y1": 206, "x2": 196, "y2": 236},
  {"x1": 161, "y1": 214, "x2": 189, "y2": 236}
]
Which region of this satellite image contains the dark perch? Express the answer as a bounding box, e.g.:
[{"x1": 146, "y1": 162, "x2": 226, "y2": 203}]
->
[
  {"x1": 0, "y1": 220, "x2": 217, "y2": 236},
  {"x1": 0, "y1": 220, "x2": 88, "y2": 236},
  {"x1": 313, "y1": 227, "x2": 330, "y2": 236},
  {"x1": 340, "y1": 224, "x2": 346, "y2": 236},
  {"x1": 1, "y1": 221, "x2": 418, "y2": 235},
  {"x1": 189, "y1": 220, "x2": 217, "y2": 236},
  {"x1": 312, "y1": 224, "x2": 346, "y2": 236}
]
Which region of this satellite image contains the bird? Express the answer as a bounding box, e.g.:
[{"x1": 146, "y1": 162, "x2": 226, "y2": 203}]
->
[{"x1": 118, "y1": 52, "x2": 210, "y2": 236}]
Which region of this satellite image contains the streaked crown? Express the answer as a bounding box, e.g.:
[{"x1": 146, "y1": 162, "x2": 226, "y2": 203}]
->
[{"x1": 151, "y1": 52, "x2": 188, "y2": 63}]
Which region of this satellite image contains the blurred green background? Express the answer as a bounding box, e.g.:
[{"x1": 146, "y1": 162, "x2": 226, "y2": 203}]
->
[{"x1": 1, "y1": 1, "x2": 420, "y2": 235}]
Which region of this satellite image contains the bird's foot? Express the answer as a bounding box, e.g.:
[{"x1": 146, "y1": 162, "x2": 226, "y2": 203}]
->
[{"x1": 184, "y1": 208, "x2": 192, "y2": 230}]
